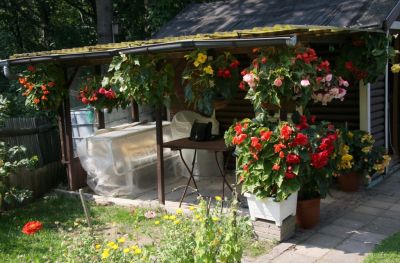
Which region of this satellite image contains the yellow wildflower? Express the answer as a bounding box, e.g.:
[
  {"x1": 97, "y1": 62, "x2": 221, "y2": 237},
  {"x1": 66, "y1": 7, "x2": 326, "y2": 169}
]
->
[
  {"x1": 391, "y1": 63, "x2": 400, "y2": 73},
  {"x1": 212, "y1": 217, "x2": 220, "y2": 222},
  {"x1": 203, "y1": 65, "x2": 214, "y2": 75},
  {"x1": 214, "y1": 196, "x2": 222, "y2": 201},
  {"x1": 111, "y1": 243, "x2": 118, "y2": 250},
  {"x1": 130, "y1": 245, "x2": 139, "y2": 251},
  {"x1": 95, "y1": 244, "x2": 101, "y2": 250},
  {"x1": 118, "y1": 237, "x2": 125, "y2": 243},
  {"x1": 155, "y1": 220, "x2": 160, "y2": 225},
  {"x1": 188, "y1": 206, "x2": 196, "y2": 211},
  {"x1": 123, "y1": 248, "x2": 130, "y2": 254},
  {"x1": 107, "y1": 241, "x2": 116, "y2": 248},
  {"x1": 163, "y1": 215, "x2": 169, "y2": 220},
  {"x1": 134, "y1": 248, "x2": 142, "y2": 255},
  {"x1": 176, "y1": 208, "x2": 183, "y2": 215},
  {"x1": 174, "y1": 219, "x2": 181, "y2": 225},
  {"x1": 101, "y1": 249, "x2": 110, "y2": 259},
  {"x1": 168, "y1": 215, "x2": 176, "y2": 220}
]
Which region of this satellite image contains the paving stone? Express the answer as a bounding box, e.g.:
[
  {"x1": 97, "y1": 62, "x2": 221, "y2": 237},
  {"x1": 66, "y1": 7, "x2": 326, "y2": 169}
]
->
[
  {"x1": 341, "y1": 211, "x2": 376, "y2": 224},
  {"x1": 331, "y1": 218, "x2": 366, "y2": 229},
  {"x1": 353, "y1": 205, "x2": 386, "y2": 216},
  {"x1": 318, "y1": 224, "x2": 355, "y2": 238},
  {"x1": 373, "y1": 217, "x2": 400, "y2": 229},
  {"x1": 319, "y1": 249, "x2": 365, "y2": 263},
  {"x1": 361, "y1": 223, "x2": 399, "y2": 236},
  {"x1": 349, "y1": 231, "x2": 386, "y2": 244},
  {"x1": 294, "y1": 233, "x2": 344, "y2": 258},
  {"x1": 335, "y1": 239, "x2": 376, "y2": 255},
  {"x1": 363, "y1": 200, "x2": 393, "y2": 209},
  {"x1": 370, "y1": 194, "x2": 400, "y2": 204},
  {"x1": 389, "y1": 203, "x2": 400, "y2": 212},
  {"x1": 271, "y1": 251, "x2": 317, "y2": 263},
  {"x1": 382, "y1": 209, "x2": 400, "y2": 219}
]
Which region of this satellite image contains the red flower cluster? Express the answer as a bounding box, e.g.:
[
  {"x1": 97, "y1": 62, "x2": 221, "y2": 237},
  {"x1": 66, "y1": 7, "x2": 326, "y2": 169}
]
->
[
  {"x1": 280, "y1": 124, "x2": 292, "y2": 140},
  {"x1": 217, "y1": 60, "x2": 239, "y2": 79},
  {"x1": 285, "y1": 166, "x2": 297, "y2": 179},
  {"x1": 311, "y1": 150, "x2": 330, "y2": 169},
  {"x1": 296, "y1": 48, "x2": 318, "y2": 64},
  {"x1": 293, "y1": 133, "x2": 309, "y2": 146},
  {"x1": 286, "y1": 153, "x2": 300, "y2": 164},
  {"x1": 79, "y1": 86, "x2": 116, "y2": 105},
  {"x1": 317, "y1": 60, "x2": 330, "y2": 73},
  {"x1": 232, "y1": 122, "x2": 249, "y2": 145},
  {"x1": 311, "y1": 131, "x2": 337, "y2": 169},
  {"x1": 345, "y1": 61, "x2": 368, "y2": 80},
  {"x1": 22, "y1": 221, "x2": 43, "y2": 235}
]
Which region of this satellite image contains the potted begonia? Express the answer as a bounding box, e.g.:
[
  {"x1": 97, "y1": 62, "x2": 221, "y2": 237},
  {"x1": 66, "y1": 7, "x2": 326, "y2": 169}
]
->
[
  {"x1": 335, "y1": 128, "x2": 391, "y2": 192},
  {"x1": 225, "y1": 119, "x2": 301, "y2": 226}
]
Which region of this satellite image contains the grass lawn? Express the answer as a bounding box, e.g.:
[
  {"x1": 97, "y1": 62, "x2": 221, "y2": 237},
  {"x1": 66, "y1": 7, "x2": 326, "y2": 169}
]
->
[
  {"x1": 0, "y1": 194, "x2": 273, "y2": 262},
  {"x1": 364, "y1": 232, "x2": 400, "y2": 263}
]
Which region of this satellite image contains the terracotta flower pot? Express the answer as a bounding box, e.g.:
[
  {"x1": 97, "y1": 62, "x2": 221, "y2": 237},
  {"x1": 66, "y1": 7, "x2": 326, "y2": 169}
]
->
[
  {"x1": 296, "y1": 198, "x2": 320, "y2": 229},
  {"x1": 337, "y1": 172, "x2": 361, "y2": 192}
]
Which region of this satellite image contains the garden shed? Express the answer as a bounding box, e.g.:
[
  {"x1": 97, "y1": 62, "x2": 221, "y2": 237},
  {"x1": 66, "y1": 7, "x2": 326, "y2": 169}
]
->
[{"x1": 1, "y1": 0, "x2": 400, "y2": 205}]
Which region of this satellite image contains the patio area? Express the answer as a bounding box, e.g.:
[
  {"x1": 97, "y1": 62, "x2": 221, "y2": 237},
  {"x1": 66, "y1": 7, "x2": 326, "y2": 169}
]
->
[{"x1": 244, "y1": 170, "x2": 400, "y2": 263}]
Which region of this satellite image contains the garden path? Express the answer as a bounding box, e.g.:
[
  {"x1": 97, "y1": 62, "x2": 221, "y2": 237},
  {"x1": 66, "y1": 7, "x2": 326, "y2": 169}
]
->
[{"x1": 245, "y1": 171, "x2": 400, "y2": 263}]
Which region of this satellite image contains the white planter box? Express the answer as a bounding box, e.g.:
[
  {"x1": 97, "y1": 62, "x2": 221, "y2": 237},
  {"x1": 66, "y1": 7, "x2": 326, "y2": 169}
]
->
[{"x1": 244, "y1": 191, "x2": 298, "y2": 226}]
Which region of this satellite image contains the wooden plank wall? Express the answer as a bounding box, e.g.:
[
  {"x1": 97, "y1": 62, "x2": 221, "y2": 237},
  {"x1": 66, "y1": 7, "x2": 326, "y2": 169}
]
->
[{"x1": 370, "y1": 76, "x2": 386, "y2": 148}]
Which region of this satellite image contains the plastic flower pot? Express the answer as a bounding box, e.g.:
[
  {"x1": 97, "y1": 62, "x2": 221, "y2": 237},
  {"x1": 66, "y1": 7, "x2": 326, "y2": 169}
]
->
[
  {"x1": 244, "y1": 191, "x2": 298, "y2": 226},
  {"x1": 296, "y1": 198, "x2": 320, "y2": 229},
  {"x1": 337, "y1": 172, "x2": 361, "y2": 192}
]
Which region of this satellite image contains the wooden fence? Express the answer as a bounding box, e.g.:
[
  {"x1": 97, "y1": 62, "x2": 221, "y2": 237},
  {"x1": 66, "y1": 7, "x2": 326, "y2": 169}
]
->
[{"x1": 0, "y1": 117, "x2": 65, "y2": 196}]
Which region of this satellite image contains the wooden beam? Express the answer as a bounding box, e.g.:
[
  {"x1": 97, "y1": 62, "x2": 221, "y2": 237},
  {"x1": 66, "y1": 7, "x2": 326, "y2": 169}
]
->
[
  {"x1": 155, "y1": 105, "x2": 165, "y2": 204},
  {"x1": 131, "y1": 100, "x2": 139, "y2": 122}
]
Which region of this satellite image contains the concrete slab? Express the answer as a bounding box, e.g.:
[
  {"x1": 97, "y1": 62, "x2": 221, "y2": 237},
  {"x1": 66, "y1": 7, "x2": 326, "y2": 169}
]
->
[
  {"x1": 271, "y1": 251, "x2": 317, "y2": 263},
  {"x1": 319, "y1": 249, "x2": 364, "y2": 263},
  {"x1": 349, "y1": 231, "x2": 386, "y2": 244},
  {"x1": 335, "y1": 239, "x2": 376, "y2": 255},
  {"x1": 353, "y1": 205, "x2": 386, "y2": 216}
]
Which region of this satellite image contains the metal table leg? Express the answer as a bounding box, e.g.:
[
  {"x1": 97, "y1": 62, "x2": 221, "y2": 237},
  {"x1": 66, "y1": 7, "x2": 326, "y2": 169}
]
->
[
  {"x1": 214, "y1": 151, "x2": 233, "y2": 201},
  {"x1": 178, "y1": 149, "x2": 200, "y2": 207}
]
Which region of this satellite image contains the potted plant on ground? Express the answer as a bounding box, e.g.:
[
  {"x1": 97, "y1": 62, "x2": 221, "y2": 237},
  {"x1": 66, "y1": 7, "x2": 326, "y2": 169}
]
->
[
  {"x1": 335, "y1": 128, "x2": 391, "y2": 192},
  {"x1": 291, "y1": 114, "x2": 339, "y2": 229},
  {"x1": 225, "y1": 119, "x2": 301, "y2": 226}
]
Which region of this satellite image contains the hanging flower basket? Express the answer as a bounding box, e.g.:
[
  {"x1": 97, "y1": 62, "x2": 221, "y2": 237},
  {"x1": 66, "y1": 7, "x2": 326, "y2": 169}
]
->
[{"x1": 244, "y1": 191, "x2": 298, "y2": 226}]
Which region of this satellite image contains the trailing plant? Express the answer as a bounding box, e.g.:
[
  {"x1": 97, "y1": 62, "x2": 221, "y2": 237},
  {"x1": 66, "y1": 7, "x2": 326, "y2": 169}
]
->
[
  {"x1": 103, "y1": 54, "x2": 175, "y2": 108},
  {"x1": 336, "y1": 33, "x2": 395, "y2": 84},
  {"x1": 18, "y1": 64, "x2": 66, "y2": 111},
  {"x1": 182, "y1": 49, "x2": 240, "y2": 115},
  {"x1": 78, "y1": 76, "x2": 125, "y2": 111},
  {"x1": 240, "y1": 47, "x2": 348, "y2": 112}
]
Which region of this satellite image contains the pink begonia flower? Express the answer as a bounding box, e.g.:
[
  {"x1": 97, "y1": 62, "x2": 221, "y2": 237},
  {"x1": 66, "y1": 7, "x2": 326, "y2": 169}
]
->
[
  {"x1": 243, "y1": 73, "x2": 256, "y2": 89},
  {"x1": 338, "y1": 88, "x2": 347, "y2": 100},
  {"x1": 338, "y1": 76, "x2": 349, "y2": 87},
  {"x1": 273, "y1": 78, "x2": 283, "y2": 87},
  {"x1": 329, "y1": 87, "x2": 339, "y2": 96},
  {"x1": 300, "y1": 79, "x2": 310, "y2": 87},
  {"x1": 325, "y1": 74, "x2": 333, "y2": 82}
]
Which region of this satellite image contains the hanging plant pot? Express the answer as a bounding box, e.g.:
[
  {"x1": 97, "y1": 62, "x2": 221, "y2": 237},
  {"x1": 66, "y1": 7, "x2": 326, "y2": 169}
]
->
[
  {"x1": 244, "y1": 191, "x2": 298, "y2": 226},
  {"x1": 337, "y1": 172, "x2": 361, "y2": 192},
  {"x1": 296, "y1": 198, "x2": 320, "y2": 229}
]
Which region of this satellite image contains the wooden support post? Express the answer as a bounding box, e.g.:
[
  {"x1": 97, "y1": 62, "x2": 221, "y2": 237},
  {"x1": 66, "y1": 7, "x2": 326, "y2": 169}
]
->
[
  {"x1": 61, "y1": 94, "x2": 76, "y2": 189},
  {"x1": 155, "y1": 105, "x2": 165, "y2": 204},
  {"x1": 131, "y1": 100, "x2": 139, "y2": 122}
]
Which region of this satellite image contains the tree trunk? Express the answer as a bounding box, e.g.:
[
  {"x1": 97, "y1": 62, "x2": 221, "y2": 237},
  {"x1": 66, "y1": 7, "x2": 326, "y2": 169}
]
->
[{"x1": 95, "y1": 0, "x2": 113, "y2": 44}]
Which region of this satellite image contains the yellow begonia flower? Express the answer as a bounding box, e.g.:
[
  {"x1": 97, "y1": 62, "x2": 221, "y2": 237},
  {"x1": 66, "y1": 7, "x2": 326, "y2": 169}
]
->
[
  {"x1": 361, "y1": 146, "x2": 372, "y2": 153},
  {"x1": 391, "y1": 64, "x2": 400, "y2": 73},
  {"x1": 342, "y1": 154, "x2": 353, "y2": 162},
  {"x1": 193, "y1": 61, "x2": 200, "y2": 67},
  {"x1": 118, "y1": 237, "x2": 125, "y2": 243},
  {"x1": 196, "y1": 53, "x2": 207, "y2": 64},
  {"x1": 102, "y1": 249, "x2": 110, "y2": 259},
  {"x1": 347, "y1": 131, "x2": 354, "y2": 138},
  {"x1": 123, "y1": 248, "x2": 130, "y2": 254},
  {"x1": 214, "y1": 196, "x2": 222, "y2": 201},
  {"x1": 203, "y1": 65, "x2": 214, "y2": 75}
]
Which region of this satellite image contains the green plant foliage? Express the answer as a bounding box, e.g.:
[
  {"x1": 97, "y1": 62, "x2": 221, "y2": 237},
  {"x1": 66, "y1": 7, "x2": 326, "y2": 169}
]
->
[
  {"x1": 104, "y1": 53, "x2": 175, "y2": 107},
  {"x1": 336, "y1": 33, "x2": 395, "y2": 84}
]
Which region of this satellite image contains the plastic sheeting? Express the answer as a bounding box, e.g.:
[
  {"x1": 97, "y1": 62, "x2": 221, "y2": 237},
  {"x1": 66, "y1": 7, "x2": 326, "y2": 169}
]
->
[
  {"x1": 171, "y1": 111, "x2": 223, "y2": 179},
  {"x1": 77, "y1": 122, "x2": 183, "y2": 197}
]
